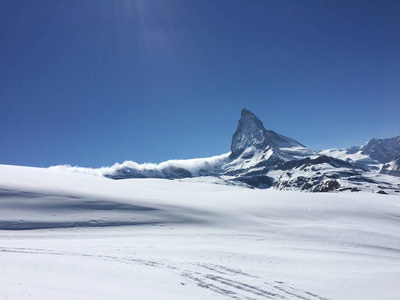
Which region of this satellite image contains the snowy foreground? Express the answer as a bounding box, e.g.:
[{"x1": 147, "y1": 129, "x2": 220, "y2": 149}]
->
[{"x1": 1, "y1": 165, "x2": 400, "y2": 299}]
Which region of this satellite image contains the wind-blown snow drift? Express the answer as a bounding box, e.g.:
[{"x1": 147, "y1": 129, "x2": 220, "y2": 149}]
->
[{"x1": 50, "y1": 153, "x2": 230, "y2": 178}]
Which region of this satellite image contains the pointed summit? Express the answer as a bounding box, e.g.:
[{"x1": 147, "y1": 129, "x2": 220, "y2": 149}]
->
[
  {"x1": 239, "y1": 108, "x2": 266, "y2": 130},
  {"x1": 241, "y1": 108, "x2": 257, "y2": 117},
  {"x1": 230, "y1": 108, "x2": 306, "y2": 159},
  {"x1": 230, "y1": 109, "x2": 268, "y2": 159}
]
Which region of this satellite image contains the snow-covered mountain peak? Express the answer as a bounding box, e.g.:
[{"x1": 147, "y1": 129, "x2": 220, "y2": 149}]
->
[
  {"x1": 230, "y1": 108, "x2": 307, "y2": 159},
  {"x1": 360, "y1": 135, "x2": 400, "y2": 163},
  {"x1": 230, "y1": 108, "x2": 268, "y2": 158}
]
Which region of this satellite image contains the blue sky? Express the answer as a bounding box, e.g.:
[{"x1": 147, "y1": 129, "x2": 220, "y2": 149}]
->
[{"x1": 1, "y1": 0, "x2": 399, "y2": 167}]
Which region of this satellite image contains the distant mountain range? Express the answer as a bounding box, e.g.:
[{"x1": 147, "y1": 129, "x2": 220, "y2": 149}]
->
[{"x1": 53, "y1": 109, "x2": 400, "y2": 194}]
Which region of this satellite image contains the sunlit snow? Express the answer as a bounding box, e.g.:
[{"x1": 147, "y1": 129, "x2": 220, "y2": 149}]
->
[{"x1": 1, "y1": 164, "x2": 399, "y2": 299}]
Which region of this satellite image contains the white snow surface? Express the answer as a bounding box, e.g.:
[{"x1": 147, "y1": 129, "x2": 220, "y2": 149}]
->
[
  {"x1": 318, "y1": 148, "x2": 369, "y2": 162},
  {"x1": 1, "y1": 164, "x2": 400, "y2": 299},
  {"x1": 318, "y1": 148, "x2": 381, "y2": 170}
]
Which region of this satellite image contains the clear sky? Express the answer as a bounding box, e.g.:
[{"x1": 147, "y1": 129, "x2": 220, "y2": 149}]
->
[{"x1": 1, "y1": 0, "x2": 399, "y2": 168}]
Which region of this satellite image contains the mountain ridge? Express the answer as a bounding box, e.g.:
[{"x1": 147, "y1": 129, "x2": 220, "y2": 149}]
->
[{"x1": 50, "y1": 108, "x2": 400, "y2": 194}]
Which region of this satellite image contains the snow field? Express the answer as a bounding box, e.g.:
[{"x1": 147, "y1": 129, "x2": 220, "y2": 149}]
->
[{"x1": 1, "y1": 164, "x2": 400, "y2": 299}]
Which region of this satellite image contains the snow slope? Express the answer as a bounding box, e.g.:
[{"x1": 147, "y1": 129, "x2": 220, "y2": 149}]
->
[{"x1": 1, "y1": 164, "x2": 400, "y2": 299}]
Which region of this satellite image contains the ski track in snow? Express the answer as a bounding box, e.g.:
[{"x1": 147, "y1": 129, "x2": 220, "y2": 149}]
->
[{"x1": 0, "y1": 246, "x2": 328, "y2": 300}]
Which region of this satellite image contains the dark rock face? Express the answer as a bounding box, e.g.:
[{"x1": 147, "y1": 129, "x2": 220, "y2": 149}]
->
[
  {"x1": 312, "y1": 180, "x2": 340, "y2": 192},
  {"x1": 233, "y1": 175, "x2": 274, "y2": 189}
]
